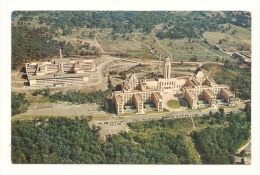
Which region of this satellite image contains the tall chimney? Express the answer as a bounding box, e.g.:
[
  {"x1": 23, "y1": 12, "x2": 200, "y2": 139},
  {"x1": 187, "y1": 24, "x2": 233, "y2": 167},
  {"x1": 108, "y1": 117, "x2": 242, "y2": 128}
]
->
[
  {"x1": 158, "y1": 54, "x2": 161, "y2": 73},
  {"x1": 60, "y1": 48, "x2": 62, "y2": 59}
]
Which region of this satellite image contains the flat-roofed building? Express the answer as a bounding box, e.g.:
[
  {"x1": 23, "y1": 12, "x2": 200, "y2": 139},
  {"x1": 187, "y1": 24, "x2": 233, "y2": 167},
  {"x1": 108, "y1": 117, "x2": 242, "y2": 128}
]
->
[
  {"x1": 25, "y1": 58, "x2": 95, "y2": 87},
  {"x1": 152, "y1": 92, "x2": 163, "y2": 112},
  {"x1": 115, "y1": 95, "x2": 124, "y2": 115},
  {"x1": 204, "y1": 77, "x2": 216, "y2": 87},
  {"x1": 113, "y1": 89, "x2": 165, "y2": 115},
  {"x1": 25, "y1": 63, "x2": 37, "y2": 75},
  {"x1": 184, "y1": 90, "x2": 198, "y2": 109},
  {"x1": 203, "y1": 89, "x2": 217, "y2": 107},
  {"x1": 221, "y1": 89, "x2": 235, "y2": 106},
  {"x1": 28, "y1": 72, "x2": 90, "y2": 86},
  {"x1": 133, "y1": 94, "x2": 143, "y2": 113}
]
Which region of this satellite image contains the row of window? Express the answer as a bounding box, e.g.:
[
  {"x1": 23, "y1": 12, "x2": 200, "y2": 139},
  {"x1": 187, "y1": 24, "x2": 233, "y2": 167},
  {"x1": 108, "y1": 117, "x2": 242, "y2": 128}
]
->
[{"x1": 35, "y1": 77, "x2": 87, "y2": 85}]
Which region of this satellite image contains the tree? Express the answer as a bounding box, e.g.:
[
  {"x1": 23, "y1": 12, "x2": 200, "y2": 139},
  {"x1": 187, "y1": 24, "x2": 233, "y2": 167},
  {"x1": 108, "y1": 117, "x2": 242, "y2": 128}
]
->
[
  {"x1": 11, "y1": 91, "x2": 30, "y2": 116},
  {"x1": 119, "y1": 72, "x2": 127, "y2": 80},
  {"x1": 240, "y1": 149, "x2": 246, "y2": 157},
  {"x1": 209, "y1": 111, "x2": 213, "y2": 117},
  {"x1": 218, "y1": 108, "x2": 225, "y2": 117},
  {"x1": 43, "y1": 88, "x2": 51, "y2": 97},
  {"x1": 232, "y1": 29, "x2": 238, "y2": 35},
  {"x1": 244, "y1": 103, "x2": 251, "y2": 113},
  {"x1": 190, "y1": 55, "x2": 198, "y2": 62}
]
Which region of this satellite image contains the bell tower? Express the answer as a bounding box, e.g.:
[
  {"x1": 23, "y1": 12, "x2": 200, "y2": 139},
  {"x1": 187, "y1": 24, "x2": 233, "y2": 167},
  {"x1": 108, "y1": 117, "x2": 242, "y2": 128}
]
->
[{"x1": 163, "y1": 56, "x2": 171, "y2": 79}]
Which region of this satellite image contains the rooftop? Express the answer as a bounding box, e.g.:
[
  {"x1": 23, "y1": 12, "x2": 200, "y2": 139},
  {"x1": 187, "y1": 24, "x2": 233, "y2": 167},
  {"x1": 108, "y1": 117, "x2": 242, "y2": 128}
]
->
[
  {"x1": 115, "y1": 95, "x2": 123, "y2": 104},
  {"x1": 186, "y1": 90, "x2": 197, "y2": 99},
  {"x1": 222, "y1": 89, "x2": 233, "y2": 96},
  {"x1": 134, "y1": 94, "x2": 142, "y2": 102},
  {"x1": 153, "y1": 92, "x2": 162, "y2": 100},
  {"x1": 52, "y1": 58, "x2": 71, "y2": 63},
  {"x1": 204, "y1": 89, "x2": 215, "y2": 97}
]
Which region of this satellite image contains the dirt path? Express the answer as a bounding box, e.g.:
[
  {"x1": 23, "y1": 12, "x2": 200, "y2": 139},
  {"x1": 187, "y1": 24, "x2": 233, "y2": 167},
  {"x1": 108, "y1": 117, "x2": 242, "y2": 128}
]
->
[
  {"x1": 193, "y1": 42, "x2": 222, "y2": 59},
  {"x1": 152, "y1": 31, "x2": 172, "y2": 59},
  {"x1": 133, "y1": 33, "x2": 152, "y2": 50},
  {"x1": 94, "y1": 28, "x2": 105, "y2": 53}
]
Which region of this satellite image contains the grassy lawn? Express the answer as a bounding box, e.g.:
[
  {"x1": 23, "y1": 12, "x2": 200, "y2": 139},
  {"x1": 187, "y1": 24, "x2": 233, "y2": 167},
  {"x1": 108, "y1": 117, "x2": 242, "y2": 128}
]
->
[{"x1": 167, "y1": 100, "x2": 181, "y2": 109}]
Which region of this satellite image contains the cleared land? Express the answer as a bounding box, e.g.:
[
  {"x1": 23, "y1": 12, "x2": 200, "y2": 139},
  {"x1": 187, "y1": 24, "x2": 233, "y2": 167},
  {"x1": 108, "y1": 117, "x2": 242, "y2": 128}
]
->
[
  {"x1": 203, "y1": 30, "x2": 251, "y2": 55},
  {"x1": 32, "y1": 24, "x2": 248, "y2": 63},
  {"x1": 12, "y1": 103, "x2": 105, "y2": 120}
]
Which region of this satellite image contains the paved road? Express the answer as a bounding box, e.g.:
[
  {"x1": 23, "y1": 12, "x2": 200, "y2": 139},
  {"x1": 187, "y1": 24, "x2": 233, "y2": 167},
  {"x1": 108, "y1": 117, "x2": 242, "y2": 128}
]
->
[
  {"x1": 150, "y1": 60, "x2": 224, "y2": 67},
  {"x1": 236, "y1": 140, "x2": 251, "y2": 154},
  {"x1": 91, "y1": 101, "x2": 245, "y2": 125}
]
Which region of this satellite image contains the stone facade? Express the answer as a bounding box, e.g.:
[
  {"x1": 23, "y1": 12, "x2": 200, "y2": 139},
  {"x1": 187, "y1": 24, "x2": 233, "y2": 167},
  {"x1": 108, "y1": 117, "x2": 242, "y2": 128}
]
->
[{"x1": 112, "y1": 56, "x2": 235, "y2": 114}]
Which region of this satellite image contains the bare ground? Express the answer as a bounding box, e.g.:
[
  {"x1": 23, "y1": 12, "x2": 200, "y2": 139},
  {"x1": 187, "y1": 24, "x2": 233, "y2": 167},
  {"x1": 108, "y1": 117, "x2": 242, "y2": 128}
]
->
[
  {"x1": 89, "y1": 115, "x2": 130, "y2": 141},
  {"x1": 12, "y1": 103, "x2": 106, "y2": 120}
]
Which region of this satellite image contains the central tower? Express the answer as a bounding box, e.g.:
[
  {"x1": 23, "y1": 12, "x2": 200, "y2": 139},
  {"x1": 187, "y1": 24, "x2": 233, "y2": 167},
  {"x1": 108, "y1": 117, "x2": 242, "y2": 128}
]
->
[{"x1": 163, "y1": 56, "x2": 171, "y2": 79}]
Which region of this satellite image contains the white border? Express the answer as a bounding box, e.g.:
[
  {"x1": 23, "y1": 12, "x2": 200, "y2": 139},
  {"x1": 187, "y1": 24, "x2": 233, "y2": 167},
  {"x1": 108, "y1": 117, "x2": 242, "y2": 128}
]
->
[{"x1": 1, "y1": 1, "x2": 259, "y2": 175}]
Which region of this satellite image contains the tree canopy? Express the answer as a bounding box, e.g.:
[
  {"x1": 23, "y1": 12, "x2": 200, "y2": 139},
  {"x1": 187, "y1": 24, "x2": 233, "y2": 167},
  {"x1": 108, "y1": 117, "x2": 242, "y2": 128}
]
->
[
  {"x1": 12, "y1": 117, "x2": 195, "y2": 164},
  {"x1": 11, "y1": 91, "x2": 30, "y2": 116}
]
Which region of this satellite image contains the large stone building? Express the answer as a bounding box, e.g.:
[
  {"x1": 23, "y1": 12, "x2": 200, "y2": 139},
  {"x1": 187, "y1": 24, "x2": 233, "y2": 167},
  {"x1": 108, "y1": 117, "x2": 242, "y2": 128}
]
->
[
  {"x1": 182, "y1": 67, "x2": 235, "y2": 109},
  {"x1": 26, "y1": 57, "x2": 95, "y2": 87},
  {"x1": 112, "y1": 56, "x2": 235, "y2": 115}
]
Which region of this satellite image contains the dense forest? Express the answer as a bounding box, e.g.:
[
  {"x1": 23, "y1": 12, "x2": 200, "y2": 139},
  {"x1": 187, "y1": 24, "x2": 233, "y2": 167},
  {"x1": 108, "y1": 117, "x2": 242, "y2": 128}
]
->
[
  {"x1": 12, "y1": 11, "x2": 251, "y2": 32},
  {"x1": 12, "y1": 117, "x2": 196, "y2": 164},
  {"x1": 11, "y1": 25, "x2": 100, "y2": 70},
  {"x1": 12, "y1": 26, "x2": 58, "y2": 69},
  {"x1": 11, "y1": 11, "x2": 251, "y2": 69},
  {"x1": 11, "y1": 92, "x2": 30, "y2": 116},
  {"x1": 11, "y1": 106, "x2": 250, "y2": 164},
  {"x1": 191, "y1": 107, "x2": 251, "y2": 164}
]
